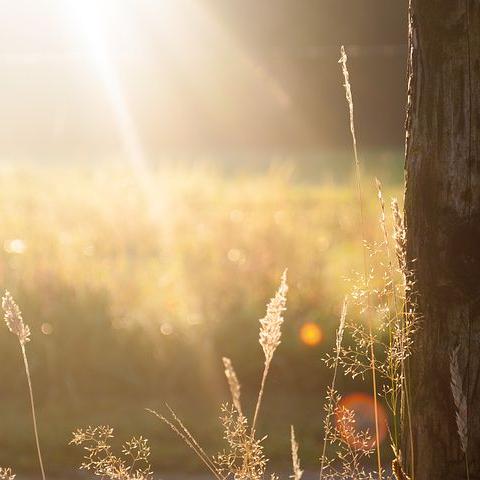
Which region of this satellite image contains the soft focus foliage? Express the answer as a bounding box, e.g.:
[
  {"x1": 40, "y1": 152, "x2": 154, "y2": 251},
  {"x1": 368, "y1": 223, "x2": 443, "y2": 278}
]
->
[{"x1": 0, "y1": 162, "x2": 401, "y2": 471}]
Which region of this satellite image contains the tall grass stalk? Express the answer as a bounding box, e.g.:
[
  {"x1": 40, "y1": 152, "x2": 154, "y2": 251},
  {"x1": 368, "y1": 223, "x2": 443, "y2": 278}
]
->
[
  {"x1": 319, "y1": 297, "x2": 347, "y2": 480},
  {"x1": 375, "y1": 179, "x2": 401, "y2": 446},
  {"x1": 148, "y1": 407, "x2": 224, "y2": 480},
  {"x1": 391, "y1": 198, "x2": 415, "y2": 479},
  {"x1": 147, "y1": 272, "x2": 288, "y2": 480},
  {"x1": 339, "y1": 45, "x2": 382, "y2": 479},
  {"x1": 2, "y1": 292, "x2": 46, "y2": 480},
  {"x1": 252, "y1": 269, "x2": 288, "y2": 434}
]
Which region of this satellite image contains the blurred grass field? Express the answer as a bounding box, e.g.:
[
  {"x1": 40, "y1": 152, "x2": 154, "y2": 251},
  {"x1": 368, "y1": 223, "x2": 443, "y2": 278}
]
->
[{"x1": 0, "y1": 152, "x2": 403, "y2": 474}]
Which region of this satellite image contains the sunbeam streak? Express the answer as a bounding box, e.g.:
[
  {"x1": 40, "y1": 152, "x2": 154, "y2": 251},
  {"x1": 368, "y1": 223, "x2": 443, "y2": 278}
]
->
[{"x1": 68, "y1": 0, "x2": 166, "y2": 220}]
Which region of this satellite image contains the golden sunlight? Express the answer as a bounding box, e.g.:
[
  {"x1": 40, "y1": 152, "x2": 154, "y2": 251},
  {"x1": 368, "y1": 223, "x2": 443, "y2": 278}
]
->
[{"x1": 0, "y1": 1, "x2": 430, "y2": 477}]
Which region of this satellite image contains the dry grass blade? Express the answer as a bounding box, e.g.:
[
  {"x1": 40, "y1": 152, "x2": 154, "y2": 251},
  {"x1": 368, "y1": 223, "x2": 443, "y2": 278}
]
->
[
  {"x1": 164, "y1": 403, "x2": 217, "y2": 470},
  {"x1": 450, "y1": 346, "x2": 468, "y2": 454},
  {"x1": 222, "y1": 357, "x2": 242, "y2": 415},
  {"x1": 339, "y1": 45, "x2": 382, "y2": 480},
  {"x1": 147, "y1": 407, "x2": 223, "y2": 480},
  {"x1": 290, "y1": 426, "x2": 303, "y2": 480}
]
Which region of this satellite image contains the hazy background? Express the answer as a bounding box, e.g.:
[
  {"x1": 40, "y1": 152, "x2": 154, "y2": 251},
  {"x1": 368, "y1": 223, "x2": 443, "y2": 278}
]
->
[
  {"x1": 0, "y1": 0, "x2": 406, "y2": 157},
  {"x1": 0, "y1": 1, "x2": 407, "y2": 474}
]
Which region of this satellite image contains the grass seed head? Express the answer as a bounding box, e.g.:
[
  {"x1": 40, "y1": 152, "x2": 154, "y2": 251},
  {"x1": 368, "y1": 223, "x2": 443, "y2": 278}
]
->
[
  {"x1": 336, "y1": 297, "x2": 348, "y2": 354},
  {"x1": 0, "y1": 468, "x2": 15, "y2": 480},
  {"x1": 259, "y1": 269, "x2": 288, "y2": 364},
  {"x1": 2, "y1": 291, "x2": 30, "y2": 345},
  {"x1": 450, "y1": 345, "x2": 468, "y2": 453},
  {"x1": 222, "y1": 357, "x2": 242, "y2": 415},
  {"x1": 290, "y1": 426, "x2": 303, "y2": 480},
  {"x1": 391, "y1": 198, "x2": 407, "y2": 274}
]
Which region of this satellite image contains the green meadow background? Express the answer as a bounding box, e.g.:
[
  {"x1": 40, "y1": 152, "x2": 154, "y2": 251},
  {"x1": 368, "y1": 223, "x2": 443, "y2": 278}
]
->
[{"x1": 0, "y1": 152, "x2": 403, "y2": 473}]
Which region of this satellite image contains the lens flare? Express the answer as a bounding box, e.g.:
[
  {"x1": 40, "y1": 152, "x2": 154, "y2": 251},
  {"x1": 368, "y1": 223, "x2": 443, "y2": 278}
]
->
[
  {"x1": 299, "y1": 322, "x2": 323, "y2": 346},
  {"x1": 336, "y1": 393, "x2": 388, "y2": 449}
]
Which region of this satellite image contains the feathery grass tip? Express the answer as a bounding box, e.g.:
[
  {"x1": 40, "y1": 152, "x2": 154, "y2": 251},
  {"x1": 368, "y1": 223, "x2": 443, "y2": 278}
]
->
[
  {"x1": 0, "y1": 468, "x2": 15, "y2": 480},
  {"x1": 222, "y1": 357, "x2": 242, "y2": 415},
  {"x1": 2, "y1": 291, "x2": 30, "y2": 344},
  {"x1": 450, "y1": 346, "x2": 468, "y2": 454},
  {"x1": 290, "y1": 426, "x2": 303, "y2": 480},
  {"x1": 259, "y1": 269, "x2": 288, "y2": 364}
]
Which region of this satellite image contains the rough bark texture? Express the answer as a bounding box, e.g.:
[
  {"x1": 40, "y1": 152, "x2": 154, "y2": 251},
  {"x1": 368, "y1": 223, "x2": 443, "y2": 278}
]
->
[{"x1": 404, "y1": 1, "x2": 480, "y2": 479}]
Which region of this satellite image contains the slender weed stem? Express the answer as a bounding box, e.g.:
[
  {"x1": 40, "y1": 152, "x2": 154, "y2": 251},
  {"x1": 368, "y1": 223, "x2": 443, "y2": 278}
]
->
[
  {"x1": 21, "y1": 344, "x2": 46, "y2": 480},
  {"x1": 2, "y1": 292, "x2": 46, "y2": 480},
  {"x1": 339, "y1": 45, "x2": 382, "y2": 479},
  {"x1": 319, "y1": 298, "x2": 347, "y2": 480},
  {"x1": 251, "y1": 363, "x2": 269, "y2": 435}
]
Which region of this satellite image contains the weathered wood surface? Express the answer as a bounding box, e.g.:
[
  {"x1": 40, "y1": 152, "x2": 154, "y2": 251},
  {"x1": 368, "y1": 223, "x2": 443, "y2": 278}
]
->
[{"x1": 404, "y1": 1, "x2": 480, "y2": 478}]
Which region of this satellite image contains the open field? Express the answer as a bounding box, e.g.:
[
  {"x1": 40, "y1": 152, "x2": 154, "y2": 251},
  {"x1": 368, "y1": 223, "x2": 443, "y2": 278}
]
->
[{"x1": 0, "y1": 153, "x2": 403, "y2": 475}]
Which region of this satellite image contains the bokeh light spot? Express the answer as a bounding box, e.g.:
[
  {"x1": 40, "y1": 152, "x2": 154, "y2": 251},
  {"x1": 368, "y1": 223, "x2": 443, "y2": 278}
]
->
[
  {"x1": 227, "y1": 248, "x2": 246, "y2": 265},
  {"x1": 160, "y1": 322, "x2": 173, "y2": 336},
  {"x1": 4, "y1": 239, "x2": 26, "y2": 254},
  {"x1": 336, "y1": 393, "x2": 388, "y2": 449},
  {"x1": 299, "y1": 322, "x2": 323, "y2": 346},
  {"x1": 41, "y1": 323, "x2": 53, "y2": 335},
  {"x1": 229, "y1": 210, "x2": 244, "y2": 223}
]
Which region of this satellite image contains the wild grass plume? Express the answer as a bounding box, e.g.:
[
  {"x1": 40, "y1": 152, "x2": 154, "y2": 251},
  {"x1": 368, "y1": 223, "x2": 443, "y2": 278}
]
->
[
  {"x1": 148, "y1": 271, "x2": 288, "y2": 480},
  {"x1": 216, "y1": 404, "x2": 268, "y2": 480},
  {"x1": 258, "y1": 269, "x2": 288, "y2": 365},
  {"x1": 252, "y1": 269, "x2": 288, "y2": 431},
  {"x1": 339, "y1": 45, "x2": 382, "y2": 478},
  {"x1": 2, "y1": 291, "x2": 46, "y2": 480},
  {"x1": 70, "y1": 426, "x2": 153, "y2": 480},
  {"x1": 391, "y1": 198, "x2": 406, "y2": 276},
  {"x1": 450, "y1": 346, "x2": 468, "y2": 453},
  {"x1": 0, "y1": 468, "x2": 15, "y2": 480},
  {"x1": 222, "y1": 357, "x2": 242, "y2": 415},
  {"x1": 2, "y1": 291, "x2": 30, "y2": 345},
  {"x1": 319, "y1": 388, "x2": 377, "y2": 480},
  {"x1": 450, "y1": 345, "x2": 469, "y2": 478},
  {"x1": 290, "y1": 426, "x2": 303, "y2": 480}
]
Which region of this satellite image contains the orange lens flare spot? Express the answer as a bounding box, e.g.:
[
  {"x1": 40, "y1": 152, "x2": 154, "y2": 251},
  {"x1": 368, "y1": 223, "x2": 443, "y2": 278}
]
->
[
  {"x1": 336, "y1": 393, "x2": 388, "y2": 450},
  {"x1": 299, "y1": 322, "x2": 323, "y2": 346}
]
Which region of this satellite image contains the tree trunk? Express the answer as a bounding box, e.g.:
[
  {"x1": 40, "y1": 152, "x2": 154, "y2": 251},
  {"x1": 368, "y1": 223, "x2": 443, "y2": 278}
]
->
[{"x1": 404, "y1": 1, "x2": 480, "y2": 479}]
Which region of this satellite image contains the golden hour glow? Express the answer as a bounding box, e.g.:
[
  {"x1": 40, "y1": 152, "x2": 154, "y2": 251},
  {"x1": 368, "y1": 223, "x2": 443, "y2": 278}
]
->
[
  {"x1": 299, "y1": 322, "x2": 323, "y2": 346},
  {"x1": 336, "y1": 393, "x2": 388, "y2": 449},
  {"x1": 0, "y1": 1, "x2": 417, "y2": 475}
]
